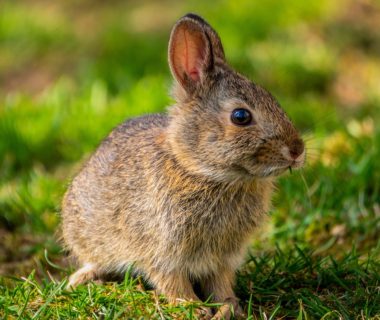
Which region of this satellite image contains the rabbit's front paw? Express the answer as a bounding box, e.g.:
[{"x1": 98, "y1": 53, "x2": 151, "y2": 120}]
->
[
  {"x1": 194, "y1": 306, "x2": 213, "y2": 320},
  {"x1": 212, "y1": 298, "x2": 245, "y2": 320}
]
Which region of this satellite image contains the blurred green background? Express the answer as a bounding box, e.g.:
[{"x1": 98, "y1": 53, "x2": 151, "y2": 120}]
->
[{"x1": 0, "y1": 0, "x2": 380, "y2": 318}]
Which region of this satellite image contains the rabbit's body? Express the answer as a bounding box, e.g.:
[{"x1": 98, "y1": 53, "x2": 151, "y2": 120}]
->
[
  {"x1": 62, "y1": 13, "x2": 305, "y2": 319},
  {"x1": 63, "y1": 113, "x2": 273, "y2": 278}
]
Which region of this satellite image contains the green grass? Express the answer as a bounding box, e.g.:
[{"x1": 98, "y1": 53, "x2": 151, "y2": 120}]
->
[
  {"x1": 1, "y1": 247, "x2": 379, "y2": 319},
  {"x1": 1, "y1": 0, "x2": 380, "y2": 318}
]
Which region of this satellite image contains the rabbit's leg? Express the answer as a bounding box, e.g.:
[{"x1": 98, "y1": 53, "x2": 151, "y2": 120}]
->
[
  {"x1": 151, "y1": 271, "x2": 212, "y2": 318},
  {"x1": 151, "y1": 271, "x2": 199, "y2": 302},
  {"x1": 66, "y1": 263, "x2": 98, "y2": 289},
  {"x1": 201, "y1": 269, "x2": 244, "y2": 320}
]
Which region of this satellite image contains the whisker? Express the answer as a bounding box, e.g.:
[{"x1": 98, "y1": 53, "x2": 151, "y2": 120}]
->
[
  {"x1": 302, "y1": 136, "x2": 325, "y2": 143},
  {"x1": 306, "y1": 153, "x2": 322, "y2": 158},
  {"x1": 305, "y1": 147, "x2": 323, "y2": 151},
  {"x1": 314, "y1": 111, "x2": 337, "y2": 125},
  {"x1": 305, "y1": 153, "x2": 322, "y2": 158},
  {"x1": 306, "y1": 153, "x2": 320, "y2": 158}
]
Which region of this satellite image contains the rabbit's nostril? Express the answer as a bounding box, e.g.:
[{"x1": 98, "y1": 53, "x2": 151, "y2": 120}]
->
[{"x1": 289, "y1": 139, "x2": 304, "y2": 160}]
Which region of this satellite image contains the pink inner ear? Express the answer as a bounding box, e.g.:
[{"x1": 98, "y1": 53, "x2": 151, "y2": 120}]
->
[
  {"x1": 188, "y1": 68, "x2": 200, "y2": 81},
  {"x1": 179, "y1": 29, "x2": 205, "y2": 82}
]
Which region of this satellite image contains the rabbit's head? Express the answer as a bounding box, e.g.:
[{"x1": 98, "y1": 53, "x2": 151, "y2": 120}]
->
[{"x1": 167, "y1": 14, "x2": 305, "y2": 182}]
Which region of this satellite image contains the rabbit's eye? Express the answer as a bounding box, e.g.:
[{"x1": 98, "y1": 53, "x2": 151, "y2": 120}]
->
[{"x1": 231, "y1": 108, "x2": 252, "y2": 126}]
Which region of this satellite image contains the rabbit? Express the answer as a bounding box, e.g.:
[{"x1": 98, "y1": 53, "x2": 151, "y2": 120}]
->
[{"x1": 61, "y1": 13, "x2": 305, "y2": 320}]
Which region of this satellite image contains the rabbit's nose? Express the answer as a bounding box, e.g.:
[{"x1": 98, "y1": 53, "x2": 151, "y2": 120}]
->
[{"x1": 289, "y1": 139, "x2": 304, "y2": 160}]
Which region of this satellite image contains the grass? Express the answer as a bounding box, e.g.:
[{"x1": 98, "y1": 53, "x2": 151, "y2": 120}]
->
[
  {"x1": 1, "y1": 247, "x2": 379, "y2": 319},
  {"x1": 0, "y1": 0, "x2": 380, "y2": 318}
]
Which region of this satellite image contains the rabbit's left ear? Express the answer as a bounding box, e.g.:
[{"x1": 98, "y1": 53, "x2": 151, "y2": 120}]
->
[{"x1": 168, "y1": 14, "x2": 225, "y2": 94}]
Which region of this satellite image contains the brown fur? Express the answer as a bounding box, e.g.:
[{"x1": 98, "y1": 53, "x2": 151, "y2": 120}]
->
[{"x1": 61, "y1": 13, "x2": 305, "y2": 319}]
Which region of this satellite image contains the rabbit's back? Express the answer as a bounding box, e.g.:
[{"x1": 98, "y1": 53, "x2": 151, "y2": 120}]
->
[{"x1": 61, "y1": 114, "x2": 169, "y2": 269}]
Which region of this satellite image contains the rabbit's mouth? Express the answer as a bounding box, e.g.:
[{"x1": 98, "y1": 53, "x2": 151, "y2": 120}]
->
[
  {"x1": 230, "y1": 154, "x2": 305, "y2": 179},
  {"x1": 262, "y1": 166, "x2": 289, "y2": 177},
  {"x1": 245, "y1": 159, "x2": 304, "y2": 178},
  {"x1": 242, "y1": 165, "x2": 288, "y2": 178}
]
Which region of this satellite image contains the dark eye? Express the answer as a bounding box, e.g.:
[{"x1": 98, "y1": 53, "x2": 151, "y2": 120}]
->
[{"x1": 230, "y1": 108, "x2": 252, "y2": 126}]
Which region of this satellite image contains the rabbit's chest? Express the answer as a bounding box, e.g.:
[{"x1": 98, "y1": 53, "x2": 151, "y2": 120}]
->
[
  {"x1": 168, "y1": 188, "x2": 266, "y2": 256},
  {"x1": 162, "y1": 194, "x2": 264, "y2": 276}
]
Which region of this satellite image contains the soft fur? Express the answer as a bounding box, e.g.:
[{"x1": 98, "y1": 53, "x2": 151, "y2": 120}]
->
[{"x1": 61, "y1": 13, "x2": 305, "y2": 319}]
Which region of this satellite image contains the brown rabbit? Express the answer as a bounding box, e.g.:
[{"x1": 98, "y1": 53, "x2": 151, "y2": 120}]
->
[{"x1": 61, "y1": 13, "x2": 305, "y2": 319}]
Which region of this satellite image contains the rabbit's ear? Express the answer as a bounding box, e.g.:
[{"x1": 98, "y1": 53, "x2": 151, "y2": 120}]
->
[{"x1": 169, "y1": 14, "x2": 225, "y2": 93}]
